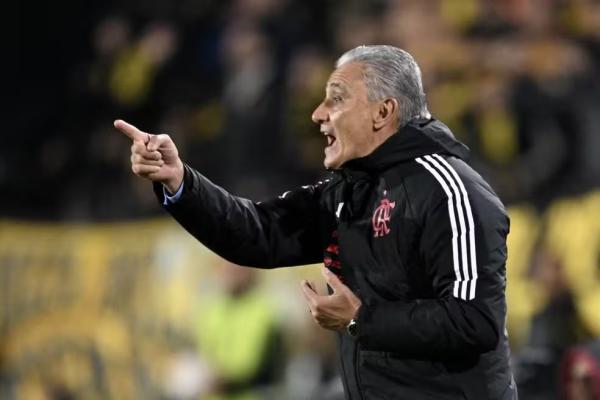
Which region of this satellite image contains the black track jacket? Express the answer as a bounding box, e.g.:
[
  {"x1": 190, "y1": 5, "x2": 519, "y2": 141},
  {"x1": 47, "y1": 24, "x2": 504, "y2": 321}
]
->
[{"x1": 154, "y1": 118, "x2": 518, "y2": 399}]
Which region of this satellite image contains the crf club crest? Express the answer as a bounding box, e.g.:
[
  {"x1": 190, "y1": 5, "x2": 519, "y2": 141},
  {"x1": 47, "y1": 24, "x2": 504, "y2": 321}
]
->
[{"x1": 372, "y1": 191, "x2": 396, "y2": 237}]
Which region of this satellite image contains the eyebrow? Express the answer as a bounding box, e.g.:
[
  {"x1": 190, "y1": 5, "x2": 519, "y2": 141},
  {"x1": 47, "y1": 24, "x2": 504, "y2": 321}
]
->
[{"x1": 327, "y1": 82, "x2": 349, "y2": 95}]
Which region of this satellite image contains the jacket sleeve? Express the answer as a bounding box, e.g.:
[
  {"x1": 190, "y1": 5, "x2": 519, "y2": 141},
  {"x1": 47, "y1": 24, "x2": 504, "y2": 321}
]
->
[
  {"x1": 356, "y1": 166, "x2": 509, "y2": 358},
  {"x1": 154, "y1": 164, "x2": 324, "y2": 268}
]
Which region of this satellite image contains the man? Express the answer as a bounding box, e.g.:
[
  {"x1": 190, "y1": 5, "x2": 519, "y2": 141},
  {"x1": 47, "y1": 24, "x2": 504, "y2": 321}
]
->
[
  {"x1": 194, "y1": 262, "x2": 283, "y2": 400},
  {"x1": 116, "y1": 45, "x2": 517, "y2": 399}
]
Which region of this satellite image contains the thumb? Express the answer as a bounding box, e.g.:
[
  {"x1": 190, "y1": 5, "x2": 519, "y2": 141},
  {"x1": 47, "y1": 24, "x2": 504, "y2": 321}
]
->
[
  {"x1": 114, "y1": 119, "x2": 148, "y2": 143},
  {"x1": 147, "y1": 134, "x2": 171, "y2": 152}
]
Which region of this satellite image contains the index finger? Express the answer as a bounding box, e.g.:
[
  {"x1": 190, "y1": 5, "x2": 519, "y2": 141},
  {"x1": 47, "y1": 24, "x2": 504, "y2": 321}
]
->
[
  {"x1": 114, "y1": 119, "x2": 147, "y2": 143},
  {"x1": 301, "y1": 280, "x2": 319, "y2": 304},
  {"x1": 322, "y1": 267, "x2": 346, "y2": 293}
]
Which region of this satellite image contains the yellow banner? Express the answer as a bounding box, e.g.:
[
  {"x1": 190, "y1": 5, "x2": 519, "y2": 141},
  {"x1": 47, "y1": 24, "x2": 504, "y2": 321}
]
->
[
  {"x1": 1, "y1": 190, "x2": 598, "y2": 398},
  {"x1": 0, "y1": 218, "x2": 218, "y2": 399}
]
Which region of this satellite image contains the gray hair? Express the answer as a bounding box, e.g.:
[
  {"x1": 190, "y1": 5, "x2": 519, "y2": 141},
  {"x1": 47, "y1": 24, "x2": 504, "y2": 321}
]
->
[{"x1": 336, "y1": 45, "x2": 430, "y2": 127}]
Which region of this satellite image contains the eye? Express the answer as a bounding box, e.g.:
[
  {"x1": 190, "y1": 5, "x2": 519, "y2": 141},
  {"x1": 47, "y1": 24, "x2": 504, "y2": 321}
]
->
[{"x1": 333, "y1": 95, "x2": 343, "y2": 103}]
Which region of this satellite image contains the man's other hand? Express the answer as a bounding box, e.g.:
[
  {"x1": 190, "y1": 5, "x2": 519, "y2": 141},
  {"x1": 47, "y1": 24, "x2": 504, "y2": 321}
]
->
[
  {"x1": 301, "y1": 268, "x2": 362, "y2": 331},
  {"x1": 114, "y1": 119, "x2": 184, "y2": 193}
]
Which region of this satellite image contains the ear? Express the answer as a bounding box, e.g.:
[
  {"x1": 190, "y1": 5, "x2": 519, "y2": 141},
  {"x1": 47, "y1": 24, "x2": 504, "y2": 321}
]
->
[{"x1": 372, "y1": 98, "x2": 399, "y2": 130}]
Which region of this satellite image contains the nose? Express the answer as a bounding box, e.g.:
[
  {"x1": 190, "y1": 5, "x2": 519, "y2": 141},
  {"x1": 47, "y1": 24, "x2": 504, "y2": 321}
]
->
[{"x1": 311, "y1": 102, "x2": 328, "y2": 125}]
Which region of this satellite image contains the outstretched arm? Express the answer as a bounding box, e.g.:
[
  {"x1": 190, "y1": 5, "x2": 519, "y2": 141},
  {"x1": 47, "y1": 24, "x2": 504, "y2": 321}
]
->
[{"x1": 116, "y1": 119, "x2": 324, "y2": 268}]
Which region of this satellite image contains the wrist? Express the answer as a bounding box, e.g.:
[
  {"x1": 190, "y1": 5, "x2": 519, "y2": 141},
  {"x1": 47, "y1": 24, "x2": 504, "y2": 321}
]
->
[
  {"x1": 351, "y1": 301, "x2": 362, "y2": 322},
  {"x1": 346, "y1": 303, "x2": 362, "y2": 337},
  {"x1": 347, "y1": 318, "x2": 358, "y2": 337},
  {"x1": 164, "y1": 161, "x2": 184, "y2": 194}
]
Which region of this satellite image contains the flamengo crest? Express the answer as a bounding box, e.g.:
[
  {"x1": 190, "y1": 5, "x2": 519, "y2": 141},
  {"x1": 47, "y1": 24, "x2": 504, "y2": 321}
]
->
[{"x1": 372, "y1": 191, "x2": 395, "y2": 238}]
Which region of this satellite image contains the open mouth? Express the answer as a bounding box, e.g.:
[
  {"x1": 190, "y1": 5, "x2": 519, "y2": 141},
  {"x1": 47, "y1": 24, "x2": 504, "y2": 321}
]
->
[{"x1": 325, "y1": 134, "x2": 336, "y2": 147}]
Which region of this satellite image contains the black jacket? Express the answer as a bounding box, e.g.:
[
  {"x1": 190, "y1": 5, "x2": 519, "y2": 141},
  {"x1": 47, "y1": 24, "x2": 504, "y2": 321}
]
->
[{"x1": 154, "y1": 118, "x2": 517, "y2": 399}]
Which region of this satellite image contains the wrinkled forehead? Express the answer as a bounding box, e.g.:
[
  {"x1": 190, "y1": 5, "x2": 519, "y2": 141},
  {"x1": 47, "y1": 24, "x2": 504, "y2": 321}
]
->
[{"x1": 326, "y1": 62, "x2": 366, "y2": 92}]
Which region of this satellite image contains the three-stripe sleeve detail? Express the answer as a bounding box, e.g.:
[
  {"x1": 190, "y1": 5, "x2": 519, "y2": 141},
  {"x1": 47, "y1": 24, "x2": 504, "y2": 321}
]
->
[{"x1": 415, "y1": 154, "x2": 478, "y2": 300}]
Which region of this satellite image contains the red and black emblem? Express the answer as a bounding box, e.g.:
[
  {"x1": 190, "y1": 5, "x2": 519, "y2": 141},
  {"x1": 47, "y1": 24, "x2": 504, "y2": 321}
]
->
[
  {"x1": 372, "y1": 191, "x2": 396, "y2": 238},
  {"x1": 323, "y1": 230, "x2": 341, "y2": 271}
]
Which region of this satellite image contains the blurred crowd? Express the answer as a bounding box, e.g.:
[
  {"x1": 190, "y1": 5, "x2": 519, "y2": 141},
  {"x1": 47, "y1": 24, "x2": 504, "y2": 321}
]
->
[
  {"x1": 11, "y1": 0, "x2": 600, "y2": 219},
  {"x1": 8, "y1": 0, "x2": 600, "y2": 399}
]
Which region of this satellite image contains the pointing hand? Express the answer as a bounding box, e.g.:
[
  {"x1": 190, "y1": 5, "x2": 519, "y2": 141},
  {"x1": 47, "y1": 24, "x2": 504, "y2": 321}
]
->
[{"x1": 114, "y1": 119, "x2": 184, "y2": 193}]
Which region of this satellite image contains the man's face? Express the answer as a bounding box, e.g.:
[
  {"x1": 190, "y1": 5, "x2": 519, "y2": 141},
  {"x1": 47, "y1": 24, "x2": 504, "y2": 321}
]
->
[{"x1": 312, "y1": 62, "x2": 378, "y2": 169}]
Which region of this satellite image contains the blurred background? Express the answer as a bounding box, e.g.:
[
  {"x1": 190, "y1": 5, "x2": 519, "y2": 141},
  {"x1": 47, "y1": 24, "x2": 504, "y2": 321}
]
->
[{"x1": 5, "y1": 0, "x2": 600, "y2": 399}]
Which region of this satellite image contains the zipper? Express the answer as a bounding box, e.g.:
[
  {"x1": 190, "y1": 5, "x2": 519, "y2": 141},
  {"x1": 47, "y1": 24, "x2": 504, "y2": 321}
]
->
[
  {"x1": 354, "y1": 341, "x2": 365, "y2": 400},
  {"x1": 335, "y1": 226, "x2": 353, "y2": 400},
  {"x1": 338, "y1": 336, "x2": 351, "y2": 399},
  {"x1": 336, "y1": 223, "x2": 364, "y2": 400}
]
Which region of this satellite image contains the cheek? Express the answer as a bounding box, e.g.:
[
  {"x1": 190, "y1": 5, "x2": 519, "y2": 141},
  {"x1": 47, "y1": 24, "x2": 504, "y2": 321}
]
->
[
  {"x1": 342, "y1": 112, "x2": 371, "y2": 148},
  {"x1": 333, "y1": 109, "x2": 360, "y2": 135},
  {"x1": 331, "y1": 107, "x2": 371, "y2": 155}
]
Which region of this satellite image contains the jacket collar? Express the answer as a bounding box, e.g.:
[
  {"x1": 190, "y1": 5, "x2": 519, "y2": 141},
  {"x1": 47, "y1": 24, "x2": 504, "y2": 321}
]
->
[{"x1": 339, "y1": 118, "x2": 470, "y2": 175}]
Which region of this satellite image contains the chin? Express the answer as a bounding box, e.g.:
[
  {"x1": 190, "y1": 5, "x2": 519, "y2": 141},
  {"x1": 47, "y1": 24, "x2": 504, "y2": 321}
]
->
[
  {"x1": 323, "y1": 157, "x2": 338, "y2": 169},
  {"x1": 324, "y1": 149, "x2": 344, "y2": 169}
]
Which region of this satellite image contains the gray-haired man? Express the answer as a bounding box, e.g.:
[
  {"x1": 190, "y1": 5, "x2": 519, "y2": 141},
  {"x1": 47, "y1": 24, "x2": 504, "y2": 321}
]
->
[{"x1": 117, "y1": 45, "x2": 517, "y2": 399}]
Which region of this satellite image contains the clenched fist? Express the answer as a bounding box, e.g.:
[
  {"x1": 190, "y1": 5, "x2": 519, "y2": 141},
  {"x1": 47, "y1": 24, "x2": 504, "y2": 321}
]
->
[{"x1": 114, "y1": 119, "x2": 184, "y2": 193}]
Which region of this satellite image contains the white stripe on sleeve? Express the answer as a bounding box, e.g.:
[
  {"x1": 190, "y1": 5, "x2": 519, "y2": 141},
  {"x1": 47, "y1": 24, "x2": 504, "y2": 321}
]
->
[
  {"x1": 415, "y1": 157, "x2": 462, "y2": 299},
  {"x1": 424, "y1": 155, "x2": 470, "y2": 300},
  {"x1": 432, "y1": 154, "x2": 478, "y2": 300},
  {"x1": 416, "y1": 154, "x2": 478, "y2": 300}
]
